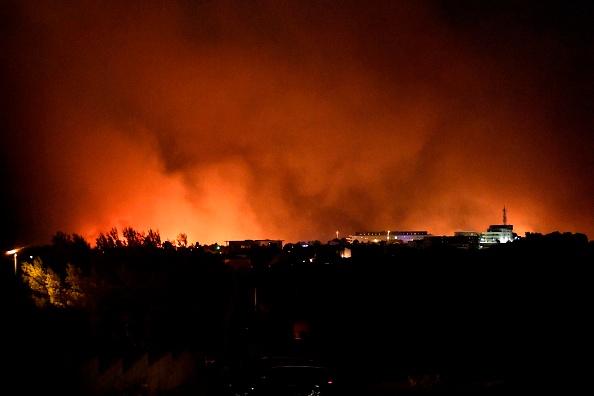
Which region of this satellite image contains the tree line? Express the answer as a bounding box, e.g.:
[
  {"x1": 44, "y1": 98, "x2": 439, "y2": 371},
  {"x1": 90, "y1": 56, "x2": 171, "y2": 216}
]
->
[{"x1": 95, "y1": 227, "x2": 189, "y2": 250}]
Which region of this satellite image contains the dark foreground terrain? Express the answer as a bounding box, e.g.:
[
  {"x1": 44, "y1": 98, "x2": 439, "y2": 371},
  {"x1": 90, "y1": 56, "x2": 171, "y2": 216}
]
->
[{"x1": 3, "y1": 232, "x2": 593, "y2": 394}]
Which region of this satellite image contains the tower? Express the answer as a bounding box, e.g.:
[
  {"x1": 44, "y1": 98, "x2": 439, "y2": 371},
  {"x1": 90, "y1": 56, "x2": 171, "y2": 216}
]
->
[{"x1": 503, "y1": 206, "x2": 507, "y2": 225}]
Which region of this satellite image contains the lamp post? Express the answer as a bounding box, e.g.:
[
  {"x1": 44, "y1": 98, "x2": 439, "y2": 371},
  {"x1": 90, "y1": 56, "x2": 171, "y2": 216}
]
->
[{"x1": 6, "y1": 248, "x2": 20, "y2": 275}]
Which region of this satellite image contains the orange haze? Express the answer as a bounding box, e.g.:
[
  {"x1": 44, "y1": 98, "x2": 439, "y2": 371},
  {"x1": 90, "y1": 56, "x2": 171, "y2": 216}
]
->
[{"x1": 1, "y1": 1, "x2": 593, "y2": 247}]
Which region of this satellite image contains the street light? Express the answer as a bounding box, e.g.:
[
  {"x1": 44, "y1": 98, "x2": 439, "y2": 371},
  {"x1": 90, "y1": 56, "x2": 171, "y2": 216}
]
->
[{"x1": 6, "y1": 248, "x2": 21, "y2": 275}]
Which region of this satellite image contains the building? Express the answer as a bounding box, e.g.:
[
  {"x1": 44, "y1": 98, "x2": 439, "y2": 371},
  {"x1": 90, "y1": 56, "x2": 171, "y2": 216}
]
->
[
  {"x1": 479, "y1": 206, "x2": 517, "y2": 247},
  {"x1": 348, "y1": 230, "x2": 429, "y2": 244},
  {"x1": 422, "y1": 233, "x2": 480, "y2": 249},
  {"x1": 480, "y1": 224, "x2": 515, "y2": 246},
  {"x1": 225, "y1": 239, "x2": 284, "y2": 253}
]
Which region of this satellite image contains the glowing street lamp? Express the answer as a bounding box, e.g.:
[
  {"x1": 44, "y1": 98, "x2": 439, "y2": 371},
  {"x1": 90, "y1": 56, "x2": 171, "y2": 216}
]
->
[{"x1": 6, "y1": 248, "x2": 20, "y2": 275}]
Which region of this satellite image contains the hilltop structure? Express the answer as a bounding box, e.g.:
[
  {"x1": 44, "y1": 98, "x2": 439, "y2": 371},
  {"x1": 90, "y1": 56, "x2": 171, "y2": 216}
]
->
[{"x1": 479, "y1": 206, "x2": 517, "y2": 247}]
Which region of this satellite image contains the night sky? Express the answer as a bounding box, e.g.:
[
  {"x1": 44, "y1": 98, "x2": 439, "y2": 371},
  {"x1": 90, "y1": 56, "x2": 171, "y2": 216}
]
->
[{"x1": 1, "y1": 1, "x2": 593, "y2": 249}]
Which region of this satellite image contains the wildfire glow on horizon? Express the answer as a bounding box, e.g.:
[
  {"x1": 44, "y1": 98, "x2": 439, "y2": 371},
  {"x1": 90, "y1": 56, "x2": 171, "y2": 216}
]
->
[{"x1": 1, "y1": 1, "x2": 593, "y2": 248}]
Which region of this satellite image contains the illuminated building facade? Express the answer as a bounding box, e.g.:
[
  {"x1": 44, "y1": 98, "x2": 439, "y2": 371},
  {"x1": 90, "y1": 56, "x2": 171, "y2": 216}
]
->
[
  {"x1": 348, "y1": 230, "x2": 428, "y2": 244},
  {"x1": 479, "y1": 206, "x2": 517, "y2": 246},
  {"x1": 225, "y1": 239, "x2": 283, "y2": 252},
  {"x1": 480, "y1": 224, "x2": 515, "y2": 246}
]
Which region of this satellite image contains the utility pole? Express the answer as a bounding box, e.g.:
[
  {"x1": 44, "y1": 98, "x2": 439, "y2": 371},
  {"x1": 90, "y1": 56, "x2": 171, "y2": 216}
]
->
[{"x1": 6, "y1": 249, "x2": 19, "y2": 275}]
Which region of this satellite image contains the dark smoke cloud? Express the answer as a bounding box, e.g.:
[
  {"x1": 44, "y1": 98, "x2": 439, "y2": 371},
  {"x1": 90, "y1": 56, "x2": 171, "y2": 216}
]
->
[{"x1": 2, "y1": 0, "x2": 593, "y2": 249}]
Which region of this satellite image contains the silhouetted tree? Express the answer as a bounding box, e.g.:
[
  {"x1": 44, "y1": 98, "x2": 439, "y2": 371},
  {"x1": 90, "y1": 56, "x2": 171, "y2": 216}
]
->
[
  {"x1": 123, "y1": 226, "x2": 143, "y2": 247},
  {"x1": 51, "y1": 231, "x2": 73, "y2": 248},
  {"x1": 143, "y1": 228, "x2": 161, "y2": 248},
  {"x1": 50, "y1": 231, "x2": 91, "y2": 269},
  {"x1": 176, "y1": 232, "x2": 188, "y2": 247},
  {"x1": 95, "y1": 233, "x2": 109, "y2": 251},
  {"x1": 108, "y1": 227, "x2": 121, "y2": 247},
  {"x1": 95, "y1": 227, "x2": 121, "y2": 250},
  {"x1": 72, "y1": 233, "x2": 91, "y2": 250}
]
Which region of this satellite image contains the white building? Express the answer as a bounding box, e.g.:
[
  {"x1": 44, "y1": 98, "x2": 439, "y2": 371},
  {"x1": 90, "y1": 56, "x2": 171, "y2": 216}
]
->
[{"x1": 480, "y1": 224, "x2": 515, "y2": 246}]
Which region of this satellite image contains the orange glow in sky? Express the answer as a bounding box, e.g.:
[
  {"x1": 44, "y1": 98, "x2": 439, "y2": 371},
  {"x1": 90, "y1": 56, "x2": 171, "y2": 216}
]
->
[{"x1": 1, "y1": 1, "x2": 593, "y2": 247}]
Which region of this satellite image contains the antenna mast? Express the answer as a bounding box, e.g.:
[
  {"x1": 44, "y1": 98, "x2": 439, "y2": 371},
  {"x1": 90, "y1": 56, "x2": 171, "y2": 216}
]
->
[{"x1": 503, "y1": 206, "x2": 507, "y2": 225}]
